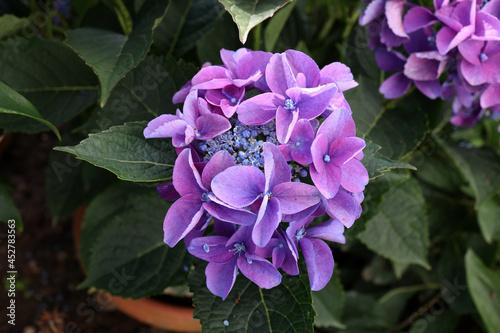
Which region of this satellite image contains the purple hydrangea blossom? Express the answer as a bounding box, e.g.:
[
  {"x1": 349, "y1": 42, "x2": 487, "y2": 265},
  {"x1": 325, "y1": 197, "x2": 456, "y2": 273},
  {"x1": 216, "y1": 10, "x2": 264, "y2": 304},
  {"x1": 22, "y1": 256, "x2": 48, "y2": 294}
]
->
[{"x1": 145, "y1": 48, "x2": 368, "y2": 297}]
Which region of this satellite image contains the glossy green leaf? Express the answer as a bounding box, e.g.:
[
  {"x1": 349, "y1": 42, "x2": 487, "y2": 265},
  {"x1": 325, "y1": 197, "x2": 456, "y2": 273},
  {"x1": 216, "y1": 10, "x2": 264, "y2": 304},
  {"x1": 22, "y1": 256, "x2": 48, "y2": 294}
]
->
[
  {"x1": 0, "y1": 39, "x2": 98, "y2": 134},
  {"x1": 358, "y1": 178, "x2": 430, "y2": 269},
  {"x1": 0, "y1": 81, "x2": 60, "y2": 139},
  {"x1": 312, "y1": 270, "x2": 345, "y2": 329},
  {"x1": 219, "y1": 0, "x2": 290, "y2": 44},
  {"x1": 65, "y1": 0, "x2": 169, "y2": 107},
  {"x1": 78, "y1": 182, "x2": 189, "y2": 298},
  {"x1": 189, "y1": 260, "x2": 315, "y2": 333},
  {"x1": 154, "y1": 0, "x2": 222, "y2": 57},
  {"x1": 0, "y1": 184, "x2": 23, "y2": 231},
  {"x1": 362, "y1": 141, "x2": 415, "y2": 180},
  {"x1": 439, "y1": 141, "x2": 500, "y2": 243},
  {"x1": 55, "y1": 122, "x2": 176, "y2": 183},
  {"x1": 465, "y1": 249, "x2": 500, "y2": 333},
  {"x1": 264, "y1": 1, "x2": 296, "y2": 52}
]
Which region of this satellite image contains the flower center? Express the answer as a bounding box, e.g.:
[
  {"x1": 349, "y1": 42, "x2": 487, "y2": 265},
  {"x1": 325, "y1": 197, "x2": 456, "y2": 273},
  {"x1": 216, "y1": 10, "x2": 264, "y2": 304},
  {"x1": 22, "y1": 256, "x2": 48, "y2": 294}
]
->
[
  {"x1": 323, "y1": 154, "x2": 331, "y2": 163},
  {"x1": 201, "y1": 191, "x2": 212, "y2": 202},
  {"x1": 284, "y1": 98, "x2": 296, "y2": 111},
  {"x1": 479, "y1": 53, "x2": 488, "y2": 62},
  {"x1": 232, "y1": 242, "x2": 246, "y2": 256},
  {"x1": 295, "y1": 227, "x2": 306, "y2": 240}
]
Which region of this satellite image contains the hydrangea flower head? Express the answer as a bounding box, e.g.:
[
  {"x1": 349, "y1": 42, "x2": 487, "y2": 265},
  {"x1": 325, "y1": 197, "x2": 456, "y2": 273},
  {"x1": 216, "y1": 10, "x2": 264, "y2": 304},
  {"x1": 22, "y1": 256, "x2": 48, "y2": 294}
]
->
[{"x1": 144, "y1": 48, "x2": 368, "y2": 297}]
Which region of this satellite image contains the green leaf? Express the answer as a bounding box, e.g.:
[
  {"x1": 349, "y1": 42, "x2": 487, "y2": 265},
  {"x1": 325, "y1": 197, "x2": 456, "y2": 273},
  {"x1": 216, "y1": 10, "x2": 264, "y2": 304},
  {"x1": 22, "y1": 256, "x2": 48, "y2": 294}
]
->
[
  {"x1": 465, "y1": 249, "x2": 500, "y2": 333},
  {"x1": 264, "y1": 1, "x2": 296, "y2": 52},
  {"x1": 0, "y1": 184, "x2": 23, "y2": 231},
  {"x1": 344, "y1": 76, "x2": 382, "y2": 136},
  {"x1": 0, "y1": 14, "x2": 31, "y2": 39},
  {"x1": 55, "y1": 122, "x2": 176, "y2": 183},
  {"x1": 357, "y1": 178, "x2": 430, "y2": 269},
  {"x1": 439, "y1": 141, "x2": 500, "y2": 243},
  {"x1": 0, "y1": 81, "x2": 60, "y2": 139},
  {"x1": 154, "y1": 0, "x2": 223, "y2": 57},
  {"x1": 78, "y1": 182, "x2": 188, "y2": 298},
  {"x1": 0, "y1": 39, "x2": 98, "y2": 134},
  {"x1": 189, "y1": 260, "x2": 315, "y2": 333},
  {"x1": 312, "y1": 270, "x2": 345, "y2": 329},
  {"x1": 219, "y1": 0, "x2": 291, "y2": 44},
  {"x1": 83, "y1": 56, "x2": 197, "y2": 131},
  {"x1": 362, "y1": 141, "x2": 416, "y2": 180},
  {"x1": 65, "y1": 0, "x2": 169, "y2": 107},
  {"x1": 407, "y1": 310, "x2": 459, "y2": 333}
]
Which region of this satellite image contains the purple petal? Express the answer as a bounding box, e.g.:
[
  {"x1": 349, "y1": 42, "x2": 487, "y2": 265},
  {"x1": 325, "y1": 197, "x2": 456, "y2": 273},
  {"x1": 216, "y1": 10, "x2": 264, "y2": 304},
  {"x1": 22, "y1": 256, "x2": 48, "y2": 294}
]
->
[
  {"x1": 172, "y1": 80, "x2": 191, "y2": 104},
  {"x1": 286, "y1": 85, "x2": 338, "y2": 119},
  {"x1": 320, "y1": 62, "x2": 358, "y2": 91},
  {"x1": 359, "y1": 0, "x2": 385, "y2": 26},
  {"x1": 381, "y1": 18, "x2": 407, "y2": 47},
  {"x1": 201, "y1": 150, "x2": 235, "y2": 189},
  {"x1": 206, "y1": 260, "x2": 238, "y2": 300},
  {"x1": 237, "y1": 254, "x2": 282, "y2": 289},
  {"x1": 273, "y1": 182, "x2": 321, "y2": 215},
  {"x1": 237, "y1": 93, "x2": 281, "y2": 125},
  {"x1": 235, "y1": 50, "x2": 272, "y2": 84},
  {"x1": 188, "y1": 236, "x2": 233, "y2": 263},
  {"x1": 436, "y1": 25, "x2": 474, "y2": 55},
  {"x1": 282, "y1": 203, "x2": 321, "y2": 223},
  {"x1": 404, "y1": 52, "x2": 448, "y2": 81},
  {"x1": 203, "y1": 201, "x2": 256, "y2": 226},
  {"x1": 173, "y1": 149, "x2": 205, "y2": 196},
  {"x1": 340, "y1": 159, "x2": 369, "y2": 193},
  {"x1": 385, "y1": 0, "x2": 408, "y2": 38},
  {"x1": 317, "y1": 109, "x2": 356, "y2": 142},
  {"x1": 284, "y1": 50, "x2": 322, "y2": 88},
  {"x1": 156, "y1": 181, "x2": 180, "y2": 201},
  {"x1": 144, "y1": 114, "x2": 183, "y2": 137},
  {"x1": 195, "y1": 114, "x2": 231, "y2": 140},
  {"x1": 307, "y1": 219, "x2": 346, "y2": 243},
  {"x1": 286, "y1": 119, "x2": 315, "y2": 165},
  {"x1": 163, "y1": 195, "x2": 204, "y2": 247},
  {"x1": 403, "y1": 6, "x2": 438, "y2": 33},
  {"x1": 473, "y1": 12, "x2": 500, "y2": 41},
  {"x1": 191, "y1": 66, "x2": 232, "y2": 90},
  {"x1": 263, "y1": 142, "x2": 292, "y2": 191},
  {"x1": 311, "y1": 134, "x2": 329, "y2": 174},
  {"x1": 300, "y1": 237, "x2": 334, "y2": 291},
  {"x1": 414, "y1": 80, "x2": 442, "y2": 99},
  {"x1": 211, "y1": 166, "x2": 264, "y2": 207},
  {"x1": 379, "y1": 72, "x2": 412, "y2": 99},
  {"x1": 329, "y1": 137, "x2": 366, "y2": 166},
  {"x1": 480, "y1": 84, "x2": 500, "y2": 108},
  {"x1": 458, "y1": 39, "x2": 484, "y2": 65},
  {"x1": 276, "y1": 106, "x2": 299, "y2": 144},
  {"x1": 253, "y1": 196, "x2": 281, "y2": 247},
  {"x1": 266, "y1": 53, "x2": 298, "y2": 95},
  {"x1": 310, "y1": 162, "x2": 342, "y2": 199},
  {"x1": 375, "y1": 48, "x2": 407, "y2": 72}
]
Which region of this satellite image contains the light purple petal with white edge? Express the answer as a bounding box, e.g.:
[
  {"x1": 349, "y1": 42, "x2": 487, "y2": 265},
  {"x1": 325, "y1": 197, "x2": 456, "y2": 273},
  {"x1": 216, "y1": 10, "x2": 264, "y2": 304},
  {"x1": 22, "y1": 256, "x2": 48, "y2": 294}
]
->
[
  {"x1": 163, "y1": 194, "x2": 204, "y2": 247},
  {"x1": 272, "y1": 182, "x2": 321, "y2": 215},
  {"x1": 172, "y1": 149, "x2": 205, "y2": 196},
  {"x1": 300, "y1": 237, "x2": 334, "y2": 291},
  {"x1": 237, "y1": 254, "x2": 282, "y2": 289},
  {"x1": 205, "y1": 260, "x2": 238, "y2": 300},
  {"x1": 188, "y1": 236, "x2": 233, "y2": 263},
  {"x1": 237, "y1": 93, "x2": 282, "y2": 125},
  {"x1": 307, "y1": 219, "x2": 346, "y2": 243},
  {"x1": 201, "y1": 150, "x2": 236, "y2": 189},
  {"x1": 253, "y1": 195, "x2": 282, "y2": 247},
  {"x1": 263, "y1": 142, "x2": 292, "y2": 191}
]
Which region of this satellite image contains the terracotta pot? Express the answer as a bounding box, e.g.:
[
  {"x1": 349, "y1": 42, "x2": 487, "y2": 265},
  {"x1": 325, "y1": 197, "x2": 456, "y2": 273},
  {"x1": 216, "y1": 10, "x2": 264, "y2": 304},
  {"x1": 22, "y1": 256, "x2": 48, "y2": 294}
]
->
[{"x1": 73, "y1": 206, "x2": 202, "y2": 332}]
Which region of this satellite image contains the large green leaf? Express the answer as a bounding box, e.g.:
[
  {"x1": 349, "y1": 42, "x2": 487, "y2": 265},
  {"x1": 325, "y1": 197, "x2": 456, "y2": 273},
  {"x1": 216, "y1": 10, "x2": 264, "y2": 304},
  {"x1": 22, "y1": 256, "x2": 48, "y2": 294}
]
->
[
  {"x1": 65, "y1": 0, "x2": 169, "y2": 107},
  {"x1": 83, "y1": 56, "x2": 197, "y2": 131},
  {"x1": 312, "y1": 270, "x2": 345, "y2": 329},
  {"x1": 465, "y1": 249, "x2": 500, "y2": 333},
  {"x1": 153, "y1": 0, "x2": 223, "y2": 57},
  {"x1": 439, "y1": 141, "x2": 500, "y2": 243},
  {"x1": 55, "y1": 122, "x2": 176, "y2": 183},
  {"x1": 0, "y1": 184, "x2": 23, "y2": 231},
  {"x1": 0, "y1": 39, "x2": 98, "y2": 134},
  {"x1": 361, "y1": 141, "x2": 415, "y2": 180},
  {"x1": 219, "y1": 0, "x2": 290, "y2": 44},
  {"x1": 0, "y1": 81, "x2": 60, "y2": 139},
  {"x1": 189, "y1": 260, "x2": 315, "y2": 333},
  {"x1": 78, "y1": 182, "x2": 188, "y2": 298},
  {"x1": 357, "y1": 178, "x2": 430, "y2": 269},
  {"x1": 264, "y1": 1, "x2": 296, "y2": 52}
]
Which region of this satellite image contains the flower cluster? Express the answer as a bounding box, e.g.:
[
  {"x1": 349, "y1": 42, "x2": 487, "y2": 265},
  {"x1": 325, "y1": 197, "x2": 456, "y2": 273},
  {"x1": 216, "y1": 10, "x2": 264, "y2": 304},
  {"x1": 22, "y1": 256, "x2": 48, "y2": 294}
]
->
[
  {"x1": 359, "y1": 0, "x2": 500, "y2": 128},
  {"x1": 144, "y1": 48, "x2": 368, "y2": 299}
]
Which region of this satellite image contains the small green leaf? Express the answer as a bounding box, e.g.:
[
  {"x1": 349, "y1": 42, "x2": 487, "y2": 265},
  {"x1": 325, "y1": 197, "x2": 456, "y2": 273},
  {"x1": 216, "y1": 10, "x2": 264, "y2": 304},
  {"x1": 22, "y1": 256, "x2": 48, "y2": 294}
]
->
[
  {"x1": 190, "y1": 260, "x2": 315, "y2": 332},
  {"x1": 312, "y1": 270, "x2": 345, "y2": 329},
  {"x1": 439, "y1": 141, "x2": 500, "y2": 243},
  {"x1": 219, "y1": 0, "x2": 290, "y2": 44},
  {"x1": 0, "y1": 81, "x2": 60, "y2": 139},
  {"x1": 358, "y1": 178, "x2": 430, "y2": 269},
  {"x1": 465, "y1": 249, "x2": 500, "y2": 333},
  {"x1": 362, "y1": 141, "x2": 416, "y2": 180},
  {"x1": 55, "y1": 122, "x2": 176, "y2": 183},
  {"x1": 264, "y1": 1, "x2": 296, "y2": 52},
  {"x1": 0, "y1": 184, "x2": 23, "y2": 231},
  {"x1": 65, "y1": 0, "x2": 169, "y2": 107},
  {"x1": 78, "y1": 182, "x2": 189, "y2": 298},
  {"x1": 0, "y1": 14, "x2": 31, "y2": 39}
]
